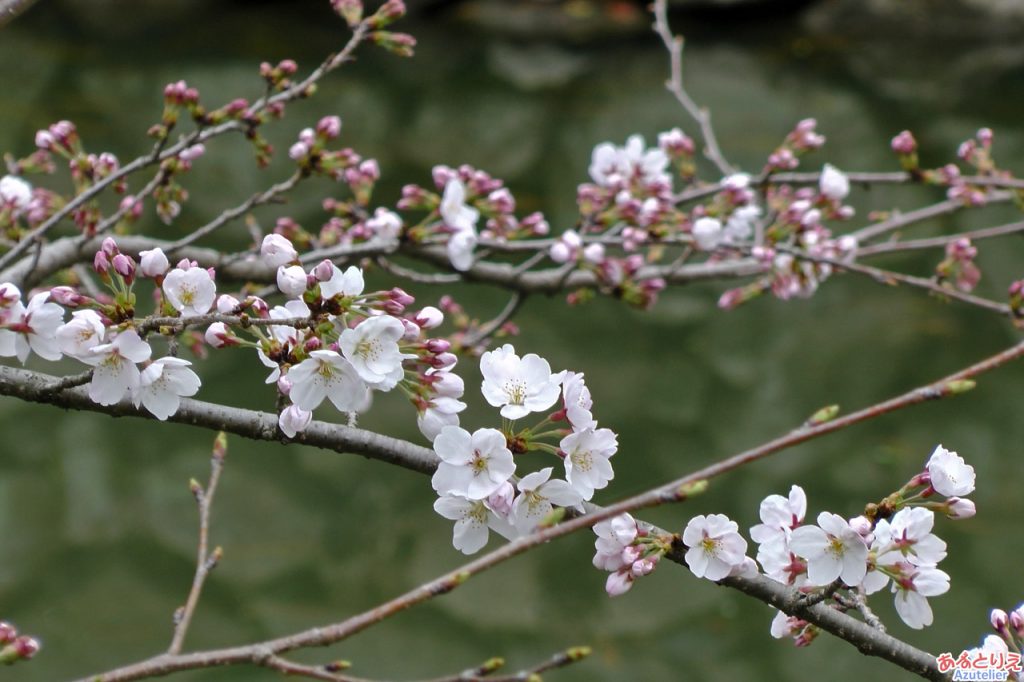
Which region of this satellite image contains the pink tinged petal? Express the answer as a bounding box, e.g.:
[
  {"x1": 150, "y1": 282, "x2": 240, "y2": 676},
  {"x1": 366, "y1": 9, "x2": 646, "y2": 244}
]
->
[
  {"x1": 278, "y1": 405, "x2": 312, "y2": 438},
  {"x1": 685, "y1": 545, "x2": 711, "y2": 579}
]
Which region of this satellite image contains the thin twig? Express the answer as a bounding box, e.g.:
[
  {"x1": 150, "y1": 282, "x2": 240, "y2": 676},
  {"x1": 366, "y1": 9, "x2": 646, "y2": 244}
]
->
[
  {"x1": 168, "y1": 436, "x2": 226, "y2": 654},
  {"x1": 463, "y1": 292, "x2": 525, "y2": 348},
  {"x1": 856, "y1": 218, "x2": 1024, "y2": 257},
  {"x1": 651, "y1": 0, "x2": 733, "y2": 176}
]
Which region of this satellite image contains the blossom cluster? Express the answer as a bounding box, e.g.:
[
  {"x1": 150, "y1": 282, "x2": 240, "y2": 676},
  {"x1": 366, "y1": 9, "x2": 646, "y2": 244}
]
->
[
  {"x1": 398, "y1": 164, "x2": 550, "y2": 272},
  {"x1": 431, "y1": 344, "x2": 620, "y2": 554},
  {"x1": 946, "y1": 603, "x2": 1024, "y2": 682},
  {"x1": 592, "y1": 445, "x2": 977, "y2": 639}
]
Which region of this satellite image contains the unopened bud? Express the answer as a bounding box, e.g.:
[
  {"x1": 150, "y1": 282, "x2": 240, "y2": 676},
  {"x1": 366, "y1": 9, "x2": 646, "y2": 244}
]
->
[
  {"x1": 213, "y1": 431, "x2": 228, "y2": 461},
  {"x1": 807, "y1": 404, "x2": 840, "y2": 426},
  {"x1": 991, "y1": 608, "x2": 1009, "y2": 632}
]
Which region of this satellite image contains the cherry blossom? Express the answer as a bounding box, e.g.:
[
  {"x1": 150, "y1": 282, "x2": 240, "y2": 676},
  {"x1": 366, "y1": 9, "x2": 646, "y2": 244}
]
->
[
  {"x1": 133, "y1": 357, "x2": 201, "y2": 420},
  {"x1": 338, "y1": 315, "x2": 413, "y2": 390},
  {"x1": 433, "y1": 493, "x2": 505, "y2": 555},
  {"x1": 287, "y1": 350, "x2": 368, "y2": 412},
  {"x1": 890, "y1": 561, "x2": 950, "y2": 629},
  {"x1": 682, "y1": 514, "x2": 749, "y2": 581},
  {"x1": 692, "y1": 217, "x2": 723, "y2": 251},
  {"x1": 511, "y1": 467, "x2": 583, "y2": 534},
  {"x1": 430, "y1": 425, "x2": 515, "y2": 500},
  {"x1": 56, "y1": 309, "x2": 106, "y2": 358},
  {"x1": 163, "y1": 266, "x2": 216, "y2": 316},
  {"x1": 81, "y1": 330, "x2": 153, "y2": 406},
  {"x1": 479, "y1": 344, "x2": 561, "y2": 420},
  {"x1": 1, "y1": 291, "x2": 64, "y2": 362},
  {"x1": 788, "y1": 512, "x2": 868, "y2": 586},
  {"x1": 558, "y1": 371, "x2": 596, "y2": 431},
  {"x1": 440, "y1": 179, "x2": 479, "y2": 272},
  {"x1": 560, "y1": 427, "x2": 617, "y2": 500},
  {"x1": 0, "y1": 175, "x2": 32, "y2": 212},
  {"x1": 750, "y1": 485, "x2": 807, "y2": 546},
  {"x1": 592, "y1": 513, "x2": 638, "y2": 571},
  {"x1": 878, "y1": 507, "x2": 947, "y2": 565},
  {"x1": 926, "y1": 445, "x2": 975, "y2": 497}
]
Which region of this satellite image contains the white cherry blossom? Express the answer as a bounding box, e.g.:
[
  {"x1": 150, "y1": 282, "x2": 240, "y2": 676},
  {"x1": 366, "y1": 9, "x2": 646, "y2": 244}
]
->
[
  {"x1": 890, "y1": 561, "x2": 950, "y2": 629},
  {"x1": 287, "y1": 350, "x2": 368, "y2": 413},
  {"x1": 431, "y1": 425, "x2": 515, "y2": 500},
  {"x1": 82, "y1": 330, "x2": 152, "y2": 406},
  {"x1": 440, "y1": 178, "x2": 479, "y2": 233},
  {"x1": 339, "y1": 315, "x2": 414, "y2": 390},
  {"x1": 2, "y1": 291, "x2": 64, "y2": 362},
  {"x1": 0, "y1": 175, "x2": 32, "y2": 212},
  {"x1": 133, "y1": 357, "x2": 201, "y2": 420},
  {"x1": 926, "y1": 444, "x2": 975, "y2": 496},
  {"x1": 479, "y1": 344, "x2": 561, "y2": 420},
  {"x1": 511, "y1": 467, "x2": 583, "y2": 534},
  {"x1": 692, "y1": 217, "x2": 723, "y2": 251},
  {"x1": 447, "y1": 227, "x2": 478, "y2": 272},
  {"x1": 560, "y1": 427, "x2": 617, "y2": 500},
  {"x1": 682, "y1": 514, "x2": 749, "y2": 581},
  {"x1": 163, "y1": 267, "x2": 216, "y2": 316},
  {"x1": 56, "y1": 309, "x2": 106, "y2": 358},
  {"x1": 750, "y1": 485, "x2": 807, "y2": 546},
  {"x1": 789, "y1": 512, "x2": 868, "y2": 586},
  {"x1": 559, "y1": 371, "x2": 596, "y2": 431},
  {"x1": 433, "y1": 494, "x2": 503, "y2": 555},
  {"x1": 592, "y1": 513, "x2": 638, "y2": 571}
]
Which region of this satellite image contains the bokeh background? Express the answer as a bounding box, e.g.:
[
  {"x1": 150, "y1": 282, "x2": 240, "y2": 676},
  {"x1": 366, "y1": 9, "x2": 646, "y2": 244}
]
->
[{"x1": 2, "y1": 0, "x2": 1024, "y2": 680}]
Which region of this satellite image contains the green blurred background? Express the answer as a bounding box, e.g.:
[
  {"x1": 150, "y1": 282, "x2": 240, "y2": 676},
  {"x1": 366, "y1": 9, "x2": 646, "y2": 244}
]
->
[{"x1": 1, "y1": 1, "x2": 1023, "y2": 680}]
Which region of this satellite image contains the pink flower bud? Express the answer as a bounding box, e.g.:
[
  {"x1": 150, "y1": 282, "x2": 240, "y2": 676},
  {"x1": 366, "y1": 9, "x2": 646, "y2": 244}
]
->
[
  {"x1": 93, "y1": 250, "x2": 110, "y2": 275},
  {"x1": 278, "y1": 404, "x2": 312, "y2": 438},
  {"x1": 180, "y1": 144, "x2": 205, "y2": 162},
  {"x1": 277, "y1": 374, "x2": 293, "y2": 396},
  {"x1": 101, "y1": 237, "x2": 119, "y2": 258},
  {"x1": 431, "y1": 352, "x2": 457, "y2": 370},
  {"x1": 278, "y1": 59, "x2": 298, "y2": 75},
  {"x1": 848, "y1": 515, "x2": 873, "y2": 540},
  {"x1": 425, "y1": 338, "x2": 450, "y2": 354},
  {"x1": 977, "y1": 127, "x2": 994, "y2": 147},
  {"x1": 216, "y1": 294, "x2": 239, "y2": 314},
  {"x1": 486, "y1": 480, "x2": 515, "y2": 517},
  {"x1": 49, "y1": 285, "x2": 87, "y2": 307},
  {"x1": 1010, "y1": 607, "x2": 1024, "y2": 635},
  {"x1": 260, "y1": 233, "x2": 298, "y2": 268},
  {"x1": 414, "y1": 306, "x2": 443, "y2": 329},
  {"x1": 277, "y1": 265, "x2": 308, "y2": 298},
  {"x1": 945, "y1": 497, "x2": 976, "y2": 519},
  {"x1": 991, "y1": 609, "x2": 1009, "y2": 632},
  {"x1": 111, "y1": 256, "x2": 136, "y2": 287},
  {"x1": 289, "y1": 141, "x2": 309, "y2": 161},
  {"x1": 35, "y1": 129, "x2": 56, "y2": 150},
  {"x1": 549, "y1": 242, "x2": 573, "y2": 264},
  {"x1": 605, "y1": 570, "x2": 634, "y2": 597},
  {"x1": 304, "y1": 337, "x2": 322, "y2": 352},
  {"x1": 583, "y1": 243, "x2": 605, "y2": 264},
  {"x1": 13, "y1": 636, "x2": 39, "y2": 660},
  {"x1": 311, "y1": 259, "x2": 333, "y2": 282},
  {"x1": 388, "y1": 287, "x2": 415, "y2": 307},
  {"x1": 631, "y1": 558, "x2": 656, "y2": 577},
  {"x1": 0, "y1": 622, "x2": 16, "y2": 644},
  {"x1": 204, "y1": 322, "x2": 237, "y2": 348},
  {"x1": 891, "y1": 130, "x2": 917, "y2": 155}
]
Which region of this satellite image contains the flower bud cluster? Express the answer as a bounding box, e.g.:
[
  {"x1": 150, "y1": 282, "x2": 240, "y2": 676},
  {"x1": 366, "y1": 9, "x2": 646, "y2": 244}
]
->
[{"x1": 0, "y1": 621, "x2": 40, "y2": 666}]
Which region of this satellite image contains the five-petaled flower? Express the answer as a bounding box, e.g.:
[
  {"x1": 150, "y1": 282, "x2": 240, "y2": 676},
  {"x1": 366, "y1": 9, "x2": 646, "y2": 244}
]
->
[{"x1": 431, "y1": 425, "x2": 515, "y2": 500}]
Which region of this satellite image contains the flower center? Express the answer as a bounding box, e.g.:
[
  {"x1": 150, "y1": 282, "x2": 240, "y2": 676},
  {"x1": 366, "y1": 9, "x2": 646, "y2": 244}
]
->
[
  {"x1": 503, "y1": 378, "x2": 527, "y2": 405},
  {"x1": 571, "y1": 448, "x2": 593, "y2": 472},
  {"x1": 700, "y1": 536, "x2": 720, "y2": 557},
  {"x1": 356, "y1": 338, "x2": 381, "y2": 362}
]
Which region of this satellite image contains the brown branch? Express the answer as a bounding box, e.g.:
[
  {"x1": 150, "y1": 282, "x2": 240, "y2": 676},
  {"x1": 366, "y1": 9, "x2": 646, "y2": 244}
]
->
[
  {"x1": 34, "y1": 336, "x2": 1022, "y2": 681},
  {"x1": 0, "y1": 19, "x2": 370, "y2": 273},
  {"x1": 856, "y1": 218, "x2": 1024, "y2": 257}
]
